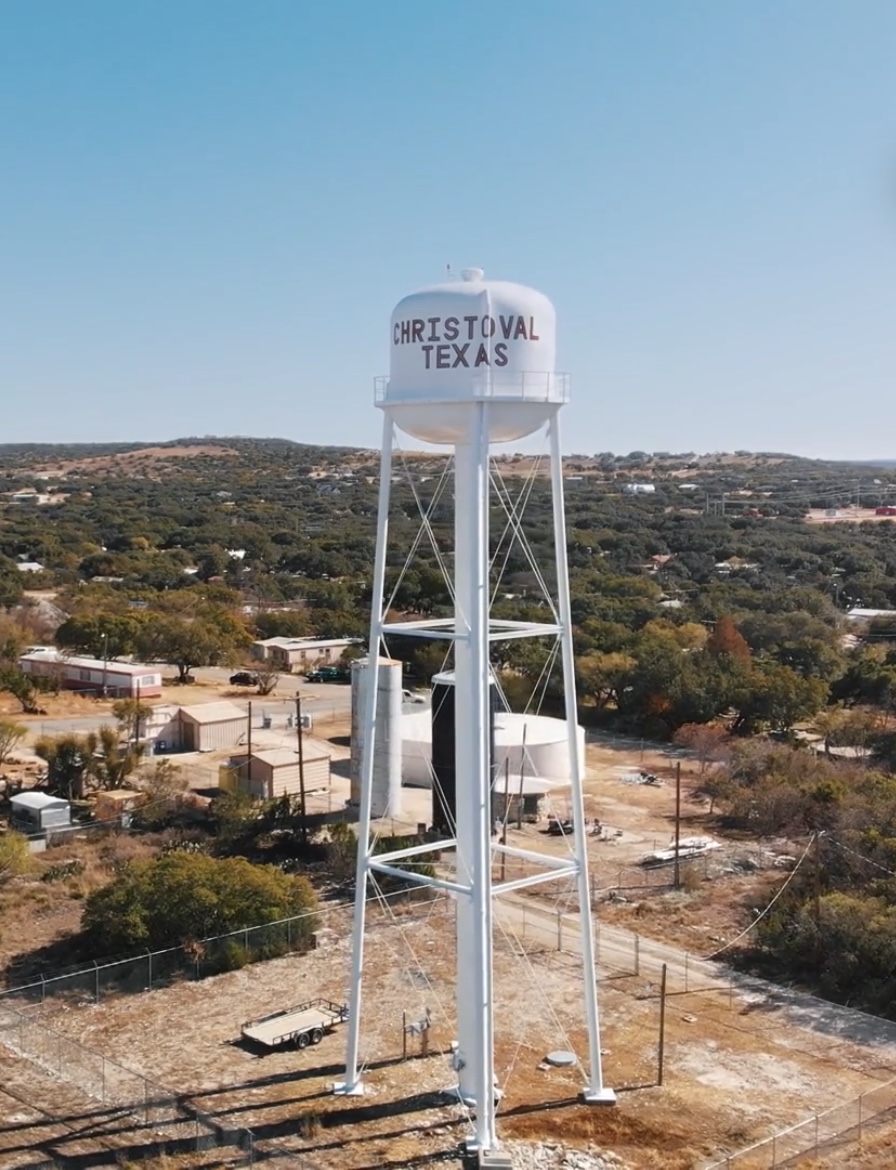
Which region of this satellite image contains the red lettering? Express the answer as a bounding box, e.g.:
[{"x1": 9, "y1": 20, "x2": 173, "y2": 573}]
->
[
  {"x1": 528, "y1": 317, "x2": 539, "y2": 341},
  {"x1": 513, "y1": 317, "x2": 528, "y2": 340},
  {"x1": 494, "y1": 342, "x2": 508, "y2": 367},
  {"x1": 474, "y1": 344, "x2": 490, "y2": 367},
  {"x1": 499, "y1": 315, "x2": 515, "y2": 340}
]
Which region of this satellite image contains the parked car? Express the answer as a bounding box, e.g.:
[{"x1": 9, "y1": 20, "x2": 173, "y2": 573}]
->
[
  {"x1": 230, "y1": 671, "x2": 259, "y2": 687},
  {"x1": 402, "y1": 689, "x2": 426, "y2": 704},
  {"x1": 305, "y1": 666, "x2": 351, "y2": 683}
]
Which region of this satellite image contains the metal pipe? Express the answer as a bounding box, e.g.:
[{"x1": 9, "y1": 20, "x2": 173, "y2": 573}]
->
[
  {"x1": 367, "y1": 860, "x2": 468, "y2": 896},
  {"x1": 492, "y1": 866, "x2": 578, "y2": 896},
  {"x1": 549, "y1": 412, "x2": 614, "y2": 1104},
  {"x1": 336, "y1": 414, "x2": 394, "y2": 1098}
]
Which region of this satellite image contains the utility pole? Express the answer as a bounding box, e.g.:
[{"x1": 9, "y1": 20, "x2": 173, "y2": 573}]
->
[
  {"x1": 247, "y1": 701, "x2": 252, "y2": 791},
  {"x1": 500, "y1": 757, "x2": 509, "y2": 883},
  {"x1": 657, "y1": 963, "x2": 668, "y2": 1086},
  {"x1": 101, "y1": 631, "x2": 108, "y2": 698},
  {"x1": 673, "y1": 761, "x2": 682, "y2": 890},
  {"x1": 813, "y1": 831, "x2": 822, "y2": 973},
  {"x1": 517, "y1": 724, "x2": 527, "y2": 831},
  {"x1": 296, "y1": 694, "x2": 307, "y2": 844}
]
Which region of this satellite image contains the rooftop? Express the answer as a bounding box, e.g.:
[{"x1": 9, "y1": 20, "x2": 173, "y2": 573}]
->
[
  {"x1": 232, "y1": 745, "x2": 329, "y2": 767},
  {"x1": 255, "y1": 636, "x2": 358, "y2": 650},
  {"x1": 11, "y1": 791, "x2": 69, "y2": 810},
  {"x1": 19, "y1": 651, "x2": 161, "y2": 676},
  {"x1": 179, "y1": 701, "x2": 247, "y2": 724}
]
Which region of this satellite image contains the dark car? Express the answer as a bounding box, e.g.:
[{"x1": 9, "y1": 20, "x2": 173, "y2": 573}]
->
[
  {"x1": 305, "y1": 666, "x2": 350, "y2": 683},
  {"x1": 230, "y1": 671, "x2": 258, "y2": 687}
]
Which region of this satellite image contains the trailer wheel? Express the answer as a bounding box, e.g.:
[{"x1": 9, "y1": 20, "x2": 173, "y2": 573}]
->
[
  {"x1": 310, "y1": 1028, "x2": 324, "y2": 1045},
  {"x1": 297, "y1": 1032, "x2": 310, "y2": 1049}
]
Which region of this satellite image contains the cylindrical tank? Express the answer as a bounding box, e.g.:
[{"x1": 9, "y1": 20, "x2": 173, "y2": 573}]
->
[
  {"x1": 382, "y1": 268, "x2": 567, "y2": 445},
  {"x1": 402, "y1": 710, "x2": 584, "y2": 791},
  {"x1": 430, "y1": 670, "x2": 496, "y2": 836},
  {"x1": 350, "y1": 657, "x2": 403, "y2": 819}
]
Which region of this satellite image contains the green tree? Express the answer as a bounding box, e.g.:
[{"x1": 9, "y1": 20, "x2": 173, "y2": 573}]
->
[
  {"x1": 0, "y1": 831, "x2": 31, "y2": 883},
  {"x1": 84, "y1": 725, "x2": 145, "y2": 790},
  {"x1": 55, "y1": 613, "x2": 144, "y2": 660},
  {"x1": 112, "y1": 698, "x2": 153, "y2": 746},
  {"x1": 81, "y1": 852, "x2": 317, "y2": 955},
  {"x1": 0, "y1": 666, "x2": 41, "y2": 714},
  {"x1": 35, "y1": 733, "x2": 91, "y2": 800},
  {"x1": 0, "y1": 719, "x2": 27, "y2": 764},
  {"x1": 576, "y1": 651, "x2": 636, "y2": 710}
]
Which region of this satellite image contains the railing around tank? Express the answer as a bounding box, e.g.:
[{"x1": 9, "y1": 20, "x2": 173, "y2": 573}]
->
[{"x1": 374, "y1": 371, "x2": 571, "y2": 405}]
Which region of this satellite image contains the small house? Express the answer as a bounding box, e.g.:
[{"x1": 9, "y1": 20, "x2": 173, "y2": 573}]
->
[
  {"x1": 178, "y1": 702, "x2": 248, "y2": 752},
  {"x1": 10, "y1": 792, "x2": 71, "y2": 837},
  {"x1": 18, "y1": 650, "x2": 162, "y2": 698},
  {"x1": 250, "y1": 637, "x2": 358, "y2": 672},
  {"x1": 230, "y1": 744, "x2": 331, "y2": 801}
]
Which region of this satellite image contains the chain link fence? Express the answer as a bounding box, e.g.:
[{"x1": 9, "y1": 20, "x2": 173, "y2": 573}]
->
[
  {"x1": 703, "y1": 1076, "x2": 896, "y2": 1168},
  {"x1": 0, "y1": 1001, "x2": 323, "y2": 1168},
  {"x1": 0, "y1": 891, "x2": 431, "y2": 1010}
]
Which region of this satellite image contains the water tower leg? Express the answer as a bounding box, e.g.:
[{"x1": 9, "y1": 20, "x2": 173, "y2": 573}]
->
[
  {"x1": 453, "y1": 406, "x2": 498, "y2": 1152},
  {"x1": 335, "y1": 414, "x2": 394, "y2": 1097},
  {"x1": 548, "y1": 414, "x2": 615, "y2": 1106}
]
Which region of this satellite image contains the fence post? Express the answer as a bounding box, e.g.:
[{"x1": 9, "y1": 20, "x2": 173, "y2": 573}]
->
[{"x1": 634, "y1": 933, "x2": 640, "y2": 976}]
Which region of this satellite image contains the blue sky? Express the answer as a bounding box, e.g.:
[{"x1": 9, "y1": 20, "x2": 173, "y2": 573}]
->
[{"x1": 1, "y1": 1, "x2": 893, "y2": 458}]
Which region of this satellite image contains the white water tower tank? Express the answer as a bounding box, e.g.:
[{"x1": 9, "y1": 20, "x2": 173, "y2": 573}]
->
[
  {"x1": 382, "y1": 268, "x2": 567, "y2": 445},
  {"x1": 350, "y1": 657, "x2": 403, "y2": 818}
]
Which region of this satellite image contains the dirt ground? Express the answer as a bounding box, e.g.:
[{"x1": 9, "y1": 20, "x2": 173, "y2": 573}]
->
[{"x1": 2, "y1": 891, "x2": 895, "y2": 1170}]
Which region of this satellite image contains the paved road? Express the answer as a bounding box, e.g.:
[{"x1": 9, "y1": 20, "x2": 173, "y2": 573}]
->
[{"x1": 496, "y1": 893, "x2": 896, "y2": 1055}]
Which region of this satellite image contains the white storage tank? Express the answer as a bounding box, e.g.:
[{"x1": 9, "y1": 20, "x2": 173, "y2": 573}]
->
[
  {"x1": 401, "y1": 709, "x2": 582, "y2": 792},
  {"x1": 383, "y1": 267, "x2": 567, "y2": 445},
  {"x1": 350, "y1": 657, "x2": 403, "y2": 818}
]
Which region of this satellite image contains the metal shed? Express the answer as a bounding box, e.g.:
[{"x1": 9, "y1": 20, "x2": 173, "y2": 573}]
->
[
  {"x1": 10, "y1": 791, "x2": 71, "y2": 836},
  {"x1": 230, "y1": 745, "x2": 330, "y2": 801},
  {"x1": 178, "y1": 702, "x2": 248, "y2": 752}
]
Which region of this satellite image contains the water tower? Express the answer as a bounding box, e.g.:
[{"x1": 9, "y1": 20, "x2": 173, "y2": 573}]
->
[{"x1": 335, "y1": 268, "x2": 615, "y2": 1157}]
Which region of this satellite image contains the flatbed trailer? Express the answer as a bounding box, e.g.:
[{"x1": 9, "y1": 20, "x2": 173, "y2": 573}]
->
[{"x1": 240, "y1": 998, "x2": 348, "y2": 1051}]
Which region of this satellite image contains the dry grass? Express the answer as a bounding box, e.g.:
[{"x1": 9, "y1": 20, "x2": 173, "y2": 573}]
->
[{"x1": 2, "y1": 893, "x2": 894, "y2": 1168}]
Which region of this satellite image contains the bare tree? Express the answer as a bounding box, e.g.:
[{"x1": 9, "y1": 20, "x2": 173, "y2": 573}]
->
[{"x1": 255, "y1": 658, "x2": 280, "y2": 696}]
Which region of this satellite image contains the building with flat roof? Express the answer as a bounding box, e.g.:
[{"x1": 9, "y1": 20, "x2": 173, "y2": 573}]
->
[
  {"x1": 250, "y1": 637, "x2": 358, "y2": 673},
  {"x1": 18, "y1": 650, "x2": 162, "y2": 697},
  {"x1": 230, "y1": 744, "x2": 330, "y2": 800}
]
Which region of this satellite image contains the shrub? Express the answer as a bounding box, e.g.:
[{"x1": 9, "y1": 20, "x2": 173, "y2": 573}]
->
[{"x1": 82, "y1": 851, "x2": 318, "y2": 957}]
